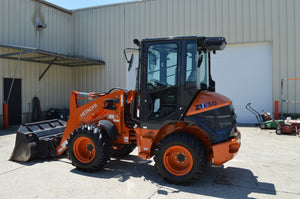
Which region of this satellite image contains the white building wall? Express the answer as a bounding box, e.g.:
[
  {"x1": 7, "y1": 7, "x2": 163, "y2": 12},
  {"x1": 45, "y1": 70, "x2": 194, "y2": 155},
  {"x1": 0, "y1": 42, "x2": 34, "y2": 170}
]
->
[
  {"x1": 0, "y1": 0, "x2": 73, "y2": 54},
  {"x1": 0, "y1": 0, "x2": 74, "y2": 125},
  {"x1": 71, "y1": 5, "x2": 125, "y2": 92},
  {"x1": 0, "y1": 48, "x2": 73, "y2": 122}
]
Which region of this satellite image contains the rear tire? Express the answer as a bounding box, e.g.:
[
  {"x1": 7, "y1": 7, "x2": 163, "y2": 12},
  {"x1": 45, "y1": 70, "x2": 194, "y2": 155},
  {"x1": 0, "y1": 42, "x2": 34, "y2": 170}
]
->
[
  {"x1": 68, "y1": 125, "x2": 111, "y2": 172},
  {"x1": 154, "y1": 132, "x2": 206, "y2": 185}
]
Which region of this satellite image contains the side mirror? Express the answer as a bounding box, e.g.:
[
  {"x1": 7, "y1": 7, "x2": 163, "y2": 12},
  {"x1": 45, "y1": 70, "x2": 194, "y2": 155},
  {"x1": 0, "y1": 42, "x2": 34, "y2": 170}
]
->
[
  {"x1": 124, "y1": 48, "x2": 139, "y2": 71},
  {"x1": 133, "y1": 39, "x2": 140, "y2": 46},
  {"x1": 128, "y1": 54, "x2": 134, "y2": 71}
]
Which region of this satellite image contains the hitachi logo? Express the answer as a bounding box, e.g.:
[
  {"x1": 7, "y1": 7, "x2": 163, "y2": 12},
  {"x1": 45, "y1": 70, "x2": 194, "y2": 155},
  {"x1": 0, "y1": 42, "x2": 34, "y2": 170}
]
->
[{"x1": 80, "y1": 103, "x2": 97, "y2": 118}]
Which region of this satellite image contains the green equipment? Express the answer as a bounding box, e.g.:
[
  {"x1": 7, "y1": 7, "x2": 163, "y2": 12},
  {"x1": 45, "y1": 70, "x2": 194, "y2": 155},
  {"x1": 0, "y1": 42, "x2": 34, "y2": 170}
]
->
[{"x1": 246, "y1": 103, "x2": 283, "y2": 129}]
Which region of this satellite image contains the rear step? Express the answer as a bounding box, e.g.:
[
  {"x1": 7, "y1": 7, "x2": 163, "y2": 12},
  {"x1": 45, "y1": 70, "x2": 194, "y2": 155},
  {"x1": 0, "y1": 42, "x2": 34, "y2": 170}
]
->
[{"x1": 9, "y1": 119, "x2": 66, "y2": 162}]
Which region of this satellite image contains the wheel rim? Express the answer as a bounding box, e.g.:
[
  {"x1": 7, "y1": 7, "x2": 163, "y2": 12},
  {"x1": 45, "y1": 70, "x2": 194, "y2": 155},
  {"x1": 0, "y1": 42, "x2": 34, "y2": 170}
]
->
[
  {"x1": 163, "y1": 145, "x2": 193, "y2": 176},
  {"x1": 73, "y1": 137, "x2": 96, "y2": 163}
]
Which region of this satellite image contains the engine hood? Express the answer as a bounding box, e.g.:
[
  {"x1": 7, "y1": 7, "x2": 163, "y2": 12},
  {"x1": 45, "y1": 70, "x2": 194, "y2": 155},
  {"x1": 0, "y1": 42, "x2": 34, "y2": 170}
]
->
[{"x1": 186, "y1": 91, "x2": 232, "y2": 116}]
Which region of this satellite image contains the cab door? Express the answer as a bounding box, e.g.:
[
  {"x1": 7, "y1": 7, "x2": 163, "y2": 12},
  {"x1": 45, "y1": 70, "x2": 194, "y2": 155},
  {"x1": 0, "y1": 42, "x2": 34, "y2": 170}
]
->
[
  {"x1": 139, "y1": 41, "x2": 181, "y2": 129},
  {"x1": 179, "y1": 39, "x2": 199, "y2": 111}
]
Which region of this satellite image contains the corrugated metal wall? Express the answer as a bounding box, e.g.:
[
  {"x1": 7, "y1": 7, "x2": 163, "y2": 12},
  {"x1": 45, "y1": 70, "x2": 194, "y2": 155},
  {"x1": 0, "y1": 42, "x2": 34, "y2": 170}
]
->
[
  {"x1": 0, "y1": 0, "x2": 72, "y2": 53},
  {"x1": 0, "y1": 48, "x2": 73, "y2": 123},
  {"x1": 72, "y1": 6, "x2": 125, "y2": 92},
  {"x1": 0, "y1": 0, "x2": 73, "y2": 124},
  {"x1": 73, "y1": 0, "x2": 300, "y2": 114}
]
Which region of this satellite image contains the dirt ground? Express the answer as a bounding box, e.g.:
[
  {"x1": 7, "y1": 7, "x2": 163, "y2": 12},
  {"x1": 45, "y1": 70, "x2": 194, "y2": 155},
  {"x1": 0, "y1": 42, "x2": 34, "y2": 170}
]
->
[{"x1": 0, "y1": 126, "x2": 300, "y2": 199}]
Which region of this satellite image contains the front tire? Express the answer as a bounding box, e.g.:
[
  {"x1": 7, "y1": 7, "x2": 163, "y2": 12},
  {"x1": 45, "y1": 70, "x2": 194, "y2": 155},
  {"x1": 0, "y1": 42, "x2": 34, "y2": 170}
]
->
[
  {"x1": 68, "y1": 125, "x2": 111, "y2": 172},
  {"x1": 154, "y1": 132, "x2": 206, "y2": 185}
]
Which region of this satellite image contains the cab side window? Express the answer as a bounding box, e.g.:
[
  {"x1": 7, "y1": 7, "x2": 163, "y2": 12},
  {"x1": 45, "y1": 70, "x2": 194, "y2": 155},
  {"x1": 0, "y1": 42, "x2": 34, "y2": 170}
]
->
[{"x1": 185, "y1": 40, "x2": 197, "y2": 88}]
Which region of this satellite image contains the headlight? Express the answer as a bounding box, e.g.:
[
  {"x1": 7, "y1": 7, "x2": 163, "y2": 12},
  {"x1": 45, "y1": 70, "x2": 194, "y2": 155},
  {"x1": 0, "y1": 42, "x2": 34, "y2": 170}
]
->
[{"x1": 229, "y1": 126, "x2": 238, "y2": 138}]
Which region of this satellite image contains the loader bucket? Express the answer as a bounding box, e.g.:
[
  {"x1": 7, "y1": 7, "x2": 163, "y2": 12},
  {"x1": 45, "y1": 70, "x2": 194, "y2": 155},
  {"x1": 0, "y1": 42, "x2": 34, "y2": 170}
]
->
[{"x1": 9, "y1": 119, "x2": 66, "y2": 162}]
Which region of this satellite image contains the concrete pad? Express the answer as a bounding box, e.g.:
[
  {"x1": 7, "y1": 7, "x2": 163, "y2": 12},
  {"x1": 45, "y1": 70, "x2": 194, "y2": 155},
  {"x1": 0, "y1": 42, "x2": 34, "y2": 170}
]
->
[{"x1": 1, "y1": 127, "x2": 300, "y2": 198}]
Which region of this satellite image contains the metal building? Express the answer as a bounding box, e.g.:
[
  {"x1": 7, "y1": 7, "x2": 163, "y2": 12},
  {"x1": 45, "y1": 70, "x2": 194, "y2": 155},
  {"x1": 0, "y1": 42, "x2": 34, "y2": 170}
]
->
[
  {"x1": 0, "y1": 0, "x2": 104, "y2": 126},
  {"x1": 1, "y1": 0, "x2": 300, "y2": 126}
]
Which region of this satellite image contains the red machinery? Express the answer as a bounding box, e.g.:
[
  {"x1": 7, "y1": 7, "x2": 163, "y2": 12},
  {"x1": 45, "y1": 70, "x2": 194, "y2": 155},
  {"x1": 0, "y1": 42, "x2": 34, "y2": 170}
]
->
[{"x1": 275, "y1": 118, "x2": 300, "y2": 135}]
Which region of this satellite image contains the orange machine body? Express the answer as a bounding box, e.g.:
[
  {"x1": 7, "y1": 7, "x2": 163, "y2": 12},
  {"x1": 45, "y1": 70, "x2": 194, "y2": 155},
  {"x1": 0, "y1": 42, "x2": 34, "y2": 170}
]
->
[
  {"x1": 56, "y1": 89, "x2": 240, "y2": 166},
  {"x1": 56, "y1": 90, "x2": 132, "y2": 155},
  {"x1": 186, "y1": 91, "x2": 232, "y2": 116}
]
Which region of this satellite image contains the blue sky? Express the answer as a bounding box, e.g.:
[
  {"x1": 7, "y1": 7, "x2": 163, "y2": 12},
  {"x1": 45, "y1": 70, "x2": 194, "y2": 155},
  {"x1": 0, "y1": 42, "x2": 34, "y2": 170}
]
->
[{"x1": 46, "y1": 0, "x2": 135, "y2": 10}]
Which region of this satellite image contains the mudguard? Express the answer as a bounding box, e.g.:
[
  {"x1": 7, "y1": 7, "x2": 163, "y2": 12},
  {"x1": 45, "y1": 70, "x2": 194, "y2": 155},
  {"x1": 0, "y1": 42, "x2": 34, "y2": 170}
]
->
[
  {"x1": 185, "y1": 91, "x2": 237, "y2": 144},
  {"x1": 98, "y1": 120, "x2": 119, "y2": 140}
]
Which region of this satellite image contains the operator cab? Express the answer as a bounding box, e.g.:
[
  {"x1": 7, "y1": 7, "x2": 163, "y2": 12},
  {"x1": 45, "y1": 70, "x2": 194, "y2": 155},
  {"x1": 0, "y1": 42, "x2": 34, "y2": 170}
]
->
[{"x1": 126, "y1": 36, "x2": 226, "y2": 129}]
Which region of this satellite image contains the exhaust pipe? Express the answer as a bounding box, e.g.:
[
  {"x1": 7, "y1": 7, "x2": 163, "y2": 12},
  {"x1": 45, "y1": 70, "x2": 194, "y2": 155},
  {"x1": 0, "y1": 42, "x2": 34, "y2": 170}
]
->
[{"x1": 9, "y1": 119, "x2": 66, "y2": 162}]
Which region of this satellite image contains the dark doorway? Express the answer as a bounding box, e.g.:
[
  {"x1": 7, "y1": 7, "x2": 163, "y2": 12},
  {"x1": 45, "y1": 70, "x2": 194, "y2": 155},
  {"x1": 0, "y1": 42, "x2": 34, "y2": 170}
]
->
[{"x1": 4, "y1": 78, "x2": 22, "y2": 125}]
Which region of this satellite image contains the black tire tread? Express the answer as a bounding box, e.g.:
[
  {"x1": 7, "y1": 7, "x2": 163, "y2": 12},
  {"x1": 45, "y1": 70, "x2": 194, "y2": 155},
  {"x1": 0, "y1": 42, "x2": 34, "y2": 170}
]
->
[
  {"x1": 68, "y1": 125, "x2": 111, "y2": 172},
  {"x1": 154, "y1": 132, "x2": 206, "y2": 185}
]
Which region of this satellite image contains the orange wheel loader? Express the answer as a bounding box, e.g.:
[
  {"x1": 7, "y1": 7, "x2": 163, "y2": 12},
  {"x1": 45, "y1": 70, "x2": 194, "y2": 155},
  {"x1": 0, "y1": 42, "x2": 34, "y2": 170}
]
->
[{"x1": 10, "y1": 36, "x2": 241, "y2": 184}]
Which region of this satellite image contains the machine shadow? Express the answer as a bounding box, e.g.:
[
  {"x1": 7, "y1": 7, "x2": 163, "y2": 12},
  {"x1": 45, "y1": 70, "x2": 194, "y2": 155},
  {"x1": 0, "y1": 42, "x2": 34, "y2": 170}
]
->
[{"x1": 70, "y1": 154, "x2": 276, "y2": 199}]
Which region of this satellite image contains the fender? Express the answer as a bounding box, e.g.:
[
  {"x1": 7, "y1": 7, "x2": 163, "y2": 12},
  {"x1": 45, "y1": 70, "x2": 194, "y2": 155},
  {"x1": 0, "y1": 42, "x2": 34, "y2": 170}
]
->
[
  {"x1": 184, "y1": 104, "x2": 236, "y2": 144},
  {"x1": 184, "y1": 115, "x2": 217, "y2": 143},
  {"x1": 185, "y1": 91, "x2": 236, "y2": 144},
  {"x1": 98, "y1": 120, "x2": 119, "y2": 140}
]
